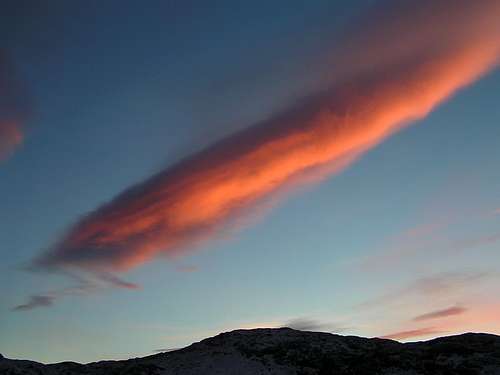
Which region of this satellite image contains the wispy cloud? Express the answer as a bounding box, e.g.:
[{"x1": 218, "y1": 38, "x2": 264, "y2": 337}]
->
[
  {"x1": 361, "y1": 271, "x2": 489, "y2": 309},
  {"x1": 452, "y1": 232, "x2": 500, "y2": 252},
  {"x1": 381, "y1": 327, "x2": 445, "y2": 341},
  {"x1": 12, "y1": 280, "x2": 100, "y2": 311},
  {"x1": 282, "y1": 317, "x2": 348, "y2": 333},
  {"x1": 12, "y1": 295, "x2": 55, "y2": 311},
  {"x1": 23, "y1": 0, "x2": 500, "y2": 306},
  {"x1": 152, "y1": 348, "x2": 182, "y2": 354},
  {"x1": 413, "y1": 306, "x2": 467, "y2": 322},
  {"x1": 408, "y1": 272, "x2": 488, "y2": 297},
  {"x1": 359, "y1": 205, "x2": 500, "y2": 272},
  {"x1": 175, "y1": 265, "x2": 199, "y2": 273}
]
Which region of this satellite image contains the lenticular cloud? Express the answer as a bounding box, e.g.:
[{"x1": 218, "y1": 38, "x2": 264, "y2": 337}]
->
[{"x1": 34, "y1": 0, "x2": 500, "y2": 283}]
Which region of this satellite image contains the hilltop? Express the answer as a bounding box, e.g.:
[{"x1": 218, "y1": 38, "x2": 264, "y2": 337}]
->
[{"x1": 1, "y1": 328, "x2": 500, "y2": 374}]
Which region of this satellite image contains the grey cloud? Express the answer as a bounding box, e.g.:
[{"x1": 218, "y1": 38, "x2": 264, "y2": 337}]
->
[{"x1": 12, "y1": 295, "x2": 55, "y2": 311}]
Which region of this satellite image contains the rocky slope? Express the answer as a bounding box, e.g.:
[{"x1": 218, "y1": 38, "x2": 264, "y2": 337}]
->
[{"x1": 1, "y1": 328, "x2": 500, "y2": 374}]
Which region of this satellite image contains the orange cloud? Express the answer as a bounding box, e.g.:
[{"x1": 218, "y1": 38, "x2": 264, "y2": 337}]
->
[{"x1": 33, "y1": 1, "x2": 500, "y2": 283}]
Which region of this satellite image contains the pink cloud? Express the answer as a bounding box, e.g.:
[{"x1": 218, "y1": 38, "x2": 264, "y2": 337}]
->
[
  {"x1": 380, "y1": 302, "x2": 500, "y2": 341},
  {"x1": 381, "y1": 327, "x2": 445, "y2": 341},
  {"x1": 413, "y1": 306, "x2": 467, "y2": 322}
]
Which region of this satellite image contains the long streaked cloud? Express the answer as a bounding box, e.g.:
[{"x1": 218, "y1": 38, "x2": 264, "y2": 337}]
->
[
  {"x1": 413, "y1": 306, "x2": 467, "y2": 322},
  {"x1": 0, "y1": 51, "x2": 28, "y2": 162},
  {"x1": 24, "y1": 0, "x2": 500, "y2": 305}
]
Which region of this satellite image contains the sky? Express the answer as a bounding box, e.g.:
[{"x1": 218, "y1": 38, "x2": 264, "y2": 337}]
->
[{"x1": 1, "y1": 0, "x2": 500, "y2": 364}]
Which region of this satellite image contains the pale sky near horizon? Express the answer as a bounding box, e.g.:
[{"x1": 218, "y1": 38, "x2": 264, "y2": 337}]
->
[{"x1": 1, "y1": 0, "x2": 500, "y2": 363}]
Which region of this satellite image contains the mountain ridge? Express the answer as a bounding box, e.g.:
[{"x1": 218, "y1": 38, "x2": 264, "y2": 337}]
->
[{"x1": 2, "y1": 328, "x2": 500, "y2": 374}]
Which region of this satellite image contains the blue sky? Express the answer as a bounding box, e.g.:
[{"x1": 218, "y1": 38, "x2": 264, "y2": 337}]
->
[{"x1": 1, "y1": 0, "x2": 499, "y2": 363}]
